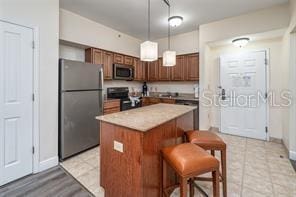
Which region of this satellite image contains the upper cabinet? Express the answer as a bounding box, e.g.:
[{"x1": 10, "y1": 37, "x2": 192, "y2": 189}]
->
[
  {"x1": 85, "y1": 47, "x2": 199, "y2": 82},
  {"x1": 186, "y1": 53, "x2": 199, "y2": 81},
  {"x1": 158, "y1": 58, "x2": 170, "y2": 81},
  {"x1": 85, "y1": 48, "x2": 113, "y2": 80},
  {"x1": 147, "y1": 60, "x2": 159, "y2": 81},
  {"x1": 114, "y1": 53, "x2": 124, "y2": 64},
  {"x1": 171, "y1": 55, "x2": 185, "y2": 81},
  {"x1": 133, "y1": 58, "x2": 146, "y2": 81}
]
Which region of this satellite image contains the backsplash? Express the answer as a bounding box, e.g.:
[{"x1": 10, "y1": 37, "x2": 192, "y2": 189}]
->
[{"x1": 146, "y1": 81, "x2": 198, "y2": 94}]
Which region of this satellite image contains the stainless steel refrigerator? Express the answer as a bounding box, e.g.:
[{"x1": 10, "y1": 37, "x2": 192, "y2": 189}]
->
[{"x1": 59, "y1": 59, "x2": 103, "y2": 161}]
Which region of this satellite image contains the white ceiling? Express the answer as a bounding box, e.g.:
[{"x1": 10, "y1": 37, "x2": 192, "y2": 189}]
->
[{"x1": 60, "y1": 0, "x2": 288, "y2": 40}]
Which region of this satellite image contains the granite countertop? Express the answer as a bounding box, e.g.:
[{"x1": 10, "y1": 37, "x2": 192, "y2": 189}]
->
[{"x1": 96, "y1": 103, "x2": 196, "y2": 132}]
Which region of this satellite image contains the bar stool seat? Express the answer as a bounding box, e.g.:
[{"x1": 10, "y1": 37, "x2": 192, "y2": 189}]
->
[
  {"x1": 161, "y1": 143, "x2": 220, "y2": 197},
  {"x1": 186, "y1": 130, "x2": 227, "y2": 197},
  {"x1": 186, "y1": 130, "x2": 226, "y2": 150}
]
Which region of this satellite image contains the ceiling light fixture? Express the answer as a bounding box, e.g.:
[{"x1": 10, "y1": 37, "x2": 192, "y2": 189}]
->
[
  {"x1": 232, "y1": 38, "x2": 250, "y2": 48},
  {"x1": 168, "y1": 16, "x2": 183, "y2": 27},
  {"x1": 140, "y1": 0, "x2": 158, "y2": 62},
  {"x1": 163, "y1": 0, "x2": 176, "y2": 67}
]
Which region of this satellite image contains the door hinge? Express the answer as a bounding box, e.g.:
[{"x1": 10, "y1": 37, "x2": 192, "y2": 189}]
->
[
  {"x1": 265, "y1": 92, "x2": 268, "y2": 99},
  {"x1": 32, "y1": 94, "x2": 35, "y2": 101},
  {"x1": 32, "y1": 146, "x2": 35, "y2": 154},
  {"x1": 32, "y1": 41, "x2": 35, "y2": 49},
  {"x1": 265, "y1": 127, "x2": 268, "y2": 133},
  {"x1": 265, "y1": 58, "x2": 268, "y2": 65}
]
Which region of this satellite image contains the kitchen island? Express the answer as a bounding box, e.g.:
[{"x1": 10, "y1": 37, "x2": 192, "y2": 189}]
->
[{"x1": 96, "y1": 104, "x2": 196, "y2": 197}]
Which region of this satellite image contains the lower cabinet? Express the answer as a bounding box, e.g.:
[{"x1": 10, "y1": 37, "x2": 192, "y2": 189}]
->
[
  {"x1": 142, "y1": 97, "x2": 176, "y2": 106},
  {"x1": 104, "y1": 100, "x2": 120, "y2": 115}
]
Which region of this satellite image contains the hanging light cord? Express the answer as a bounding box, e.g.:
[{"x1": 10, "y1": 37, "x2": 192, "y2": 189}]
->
[
  {"x1": 168, "y1": 4, "x2": 171, "y2": 50},
  {"x1": 148, "y1": 0, "x2": 151, "y2": 41}
]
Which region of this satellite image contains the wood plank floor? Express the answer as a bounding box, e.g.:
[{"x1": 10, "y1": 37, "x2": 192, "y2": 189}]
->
[{"x1": 0, "y1": 166, "x2": 92, "y2": 197}]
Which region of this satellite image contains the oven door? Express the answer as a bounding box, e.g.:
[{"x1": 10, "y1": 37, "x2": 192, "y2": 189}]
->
[{"x1": 113, "y1": 64, "x2": 134, "y2": 80}]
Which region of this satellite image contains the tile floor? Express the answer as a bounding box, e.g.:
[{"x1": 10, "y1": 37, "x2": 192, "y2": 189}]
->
[{"x1": 61, "y1": 133, "x2": 296, "y2": 197}]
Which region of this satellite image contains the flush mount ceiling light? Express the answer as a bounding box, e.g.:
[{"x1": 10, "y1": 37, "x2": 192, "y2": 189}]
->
[
  {"x1": 163, "y1": 0, "x2": 176, "y2": 67},
  {"x1": 232, "y1": 38, "x2": 250, "y2": 48},
  {"x1": 140, "y1": 0, "x2": 158, "y2": 62},
  {"x1": 168, "y1": 16, "x2": 183, "y2": 27}
]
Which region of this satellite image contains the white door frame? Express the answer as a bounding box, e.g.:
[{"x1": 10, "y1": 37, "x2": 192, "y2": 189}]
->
[
  {"x1": 0, "y1": 19, "x2": 40, "y2": 173},
  {"x1": 219, "y1": 48, "x2": 270, "y2": 141}
]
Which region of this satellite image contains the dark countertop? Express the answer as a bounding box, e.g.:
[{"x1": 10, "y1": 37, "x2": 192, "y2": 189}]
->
[{"x1": 143, "y1": 95, "x2": 198, "y2": 102}]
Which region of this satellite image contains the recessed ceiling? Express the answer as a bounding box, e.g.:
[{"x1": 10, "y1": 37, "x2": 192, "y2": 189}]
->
[{"x1": 60, "y1": 0, "x2": 288, "y2": 40}]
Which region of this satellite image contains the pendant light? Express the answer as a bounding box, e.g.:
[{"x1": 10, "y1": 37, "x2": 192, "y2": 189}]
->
[
  {"x1": 140, "y1": 0, "x2": 158, "y2": 62},
  {"x1": 163, "y1": 1, "x2": 176, "y2": 67}
]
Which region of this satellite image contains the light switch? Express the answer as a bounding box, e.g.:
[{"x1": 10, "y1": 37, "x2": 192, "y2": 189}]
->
[{"x1": 114, "y1": 141, "x2": 124, "y2": 153}]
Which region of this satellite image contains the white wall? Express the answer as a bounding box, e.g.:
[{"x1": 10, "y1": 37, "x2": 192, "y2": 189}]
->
[
  {"x1": 59, "y1": 44, "x2": 142, "y2": 94},
  {"x1": 209, "y1": 37, "x2": 284, "y2": 139},
  {"x1": 59, "y1": 44, "x2": 85, "y2": 61},
  {"x1": 0, "y1": 0, "x2": 59, "y2": 169},
  {"x1": 59, "y1": 9, "x2": 141, "y2": 57},
  {"x1": 155, "y1": 30, "x2": 199, "y2": 56},
  {"x1": 199, "y1": 3, "x2": 290, "y2": 130},
  {"x1": 282, "y1": 0, "x2": 296, "y2": 159}
]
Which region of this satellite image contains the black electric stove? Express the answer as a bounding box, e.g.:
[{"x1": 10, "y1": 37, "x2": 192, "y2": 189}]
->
[{"x1": 107, "y1": 87, "x2": 142, "y2": 111}]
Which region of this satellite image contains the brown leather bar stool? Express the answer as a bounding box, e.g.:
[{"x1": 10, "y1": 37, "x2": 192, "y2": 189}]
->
[
  {"x1": 161, "y1": 143, "x2": 220, "y2": 197},
  {"x1": 186, "y1": 130, "x2": 227, "y2": 197}
]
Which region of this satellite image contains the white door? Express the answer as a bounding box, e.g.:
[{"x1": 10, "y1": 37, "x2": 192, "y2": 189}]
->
[
  {"x1": 0, "y1": 21, "x2": 34, "y2": 185},
  {"x1": 220, "y1": 51, "x2": 267, "y2": 140}
]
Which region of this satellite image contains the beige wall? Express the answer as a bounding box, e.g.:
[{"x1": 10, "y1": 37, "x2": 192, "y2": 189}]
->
[
  {"x1": 155, "y1": 30, "x2": 199, "y2": 56},
  {"x1": 59, "y1": 9, "x2": 141, "y2": 57},
  {"x1": 209, "y1": 38, "x2": 284, "y2": 139},
  {"x1": 0, "y1": 0, "x2": 60, "y2": 169},
  {"x1": 199, "y1": 4, "x2": 290, "y2": 130},
  {"x1": 282, "y1": 0, "x2": 296, "y2": 159}
]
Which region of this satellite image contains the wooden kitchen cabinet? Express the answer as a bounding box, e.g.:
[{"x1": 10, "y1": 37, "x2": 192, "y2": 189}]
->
[
  {"x1": 102, "y1": 51, "x2": 114, "y2": 80},
  {"x1": 114, "y1": 53, "x2": 124, "y2": 64},
  {"x1": 85, "y1": 48, "x2": 113, "y2": 79},
  {"x1": 147, "y1": 60, "x2": 159, "y2": 81},
  {"x1": 158, "y1": 58, "x2": 171, "y2": 81},
  {"x1": 161, "y1": 98, "x2": 176, "y2": 104},
  {"x1": 171, "y1": 55, "x2": 185, "y2": 81},
  {"x1": 186, "y1": 53, "x2": 199, "y2": 81},
  {"x1": 124, "y1": 56, "x2": 133, "y2": 65},
  {"x1": 104, "y1": 99, "x2": 120, "y2": 115},
  {"x1": 133, "y1": 58, "x2": 146, "y2": 81}
]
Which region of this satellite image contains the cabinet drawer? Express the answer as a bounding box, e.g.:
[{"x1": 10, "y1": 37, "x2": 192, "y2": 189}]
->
[
  {"x1": 161, "y1": 98, "x2": 175, "y2": 104},
  {"x1": 104, "y1": 100, "x2": 120, "y2": 109},
  {"x1": 104, "y1": 107, "x2": 120, "y2": 115}
]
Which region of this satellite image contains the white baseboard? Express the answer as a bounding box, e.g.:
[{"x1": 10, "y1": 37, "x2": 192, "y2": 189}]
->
[
  {"x1": 38, "y1": 156, "x2": 59, "y2": 172},
  {"x1": 290, "y1": 151, "x2": 296, "y2": 161}
]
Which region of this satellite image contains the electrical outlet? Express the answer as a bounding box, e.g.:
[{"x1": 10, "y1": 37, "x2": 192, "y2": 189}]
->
[{"x1": 114, "y1": 141, "x2": 124, "y2": 153}]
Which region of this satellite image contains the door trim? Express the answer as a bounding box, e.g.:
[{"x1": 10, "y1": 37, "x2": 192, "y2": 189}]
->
[
  {"x1": 0, "y1": 19, "x2": 40, "y2": 174},
  {"x1": 219, "y1": 49, "x2": 270, "y2": 141}
]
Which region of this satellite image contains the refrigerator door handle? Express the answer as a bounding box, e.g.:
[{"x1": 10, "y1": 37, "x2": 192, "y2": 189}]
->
[{"x1": 99, "y1": 67, "x2": 104, "y2": 114}]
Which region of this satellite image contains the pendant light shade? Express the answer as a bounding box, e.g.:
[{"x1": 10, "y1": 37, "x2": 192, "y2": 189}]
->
[
  {"x1": 140, "y1": 0, "x2": 158, "y2": 62},
  {"x1": 163, "y1": 51, "x2": 176, "y2": 66},
  {"x1": 163, "y1": 1, "x2": 176, "y2": 67},
  {"x1": 141, "y1": 41, "x2": 158, "y2": 62}
]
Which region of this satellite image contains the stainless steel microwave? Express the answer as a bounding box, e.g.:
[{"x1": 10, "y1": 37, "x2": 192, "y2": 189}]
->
[{"x1": 113, "y1": 64, "x2": 134, "y2": 80}]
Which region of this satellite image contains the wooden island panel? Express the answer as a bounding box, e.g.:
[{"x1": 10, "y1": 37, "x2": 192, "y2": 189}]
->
[{"x1": 99, "y1": 111, "x2": 194, "y2": 197}]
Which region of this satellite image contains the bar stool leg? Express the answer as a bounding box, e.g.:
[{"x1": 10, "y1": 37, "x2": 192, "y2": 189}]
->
[
  {"x1": 189, "y1": 178, "x2": 194, "y2": 197},
  {"x1": 212, "y1": 169, "x2": 220, "y2": 197},
  {"x1": 160, "y1": 154, "x2": 164, "y2": 197},
  {"x1": 221, "y1": 150, "x2": 227, "y2": 197},
  {"x1": 180, "y1": 177, "x2": 187, "y2": 197},
  {"x1": 211, "y1": 150, "x2": 215, "y2": 156}
]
